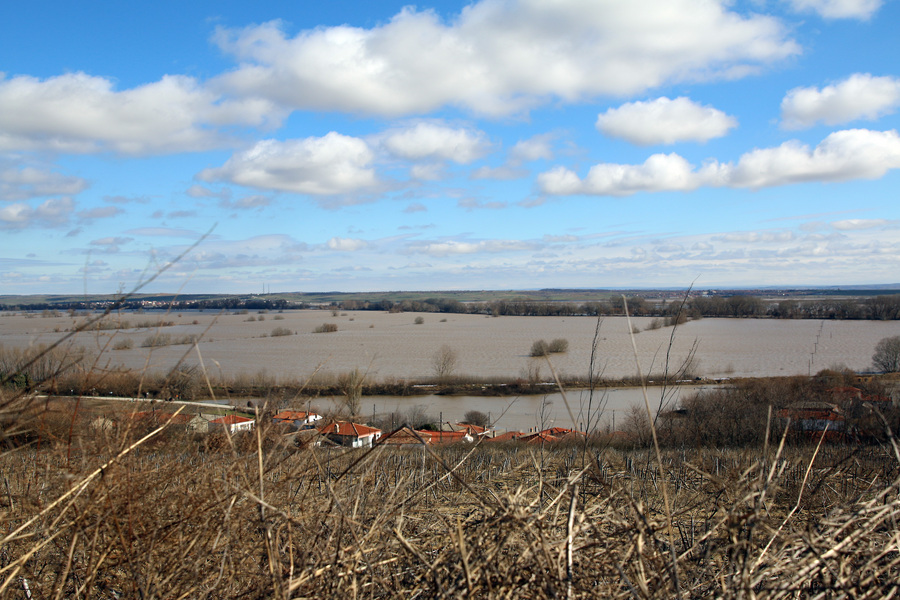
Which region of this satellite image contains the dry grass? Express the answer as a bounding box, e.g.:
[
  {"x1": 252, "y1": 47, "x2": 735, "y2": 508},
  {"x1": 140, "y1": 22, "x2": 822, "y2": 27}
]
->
[{"x1": 2, "y1": 387, "x2": 900, "y2": 598}]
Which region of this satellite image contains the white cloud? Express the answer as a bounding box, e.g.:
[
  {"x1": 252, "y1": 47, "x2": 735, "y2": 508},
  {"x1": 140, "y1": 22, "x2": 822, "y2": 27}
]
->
[
  {"x1": 726, "y1": 129, "x2": 900, "y2": 187},
  {"x1": 382, "y1": 122, "x2": 489, "y2": 163},
  {"x1": 781, "y1": 74, "x2": 900, "y2": 129},
  {"x1": 596, "y1": 97, "x2": 737, "y2": 145},
  {"x1": 214, "y1": 1, "x2": 797, "y2": 117},
  {"x1": 785, "y1": 0, "x2": 883, "y2": 19},
  {"x1": 540, "y1": 129, "x2": 900, "y2": 195},
  {"x1": 0, "y1": 72, "x2": 281, "y2": 155},
  {"x1": 406, "y1": 239, "x2": 538, "y2": 256},
  {"x1": 198, "y1": 133, "x2": 377, "y2": 195},
  {"x1": 0, "y1": 197, "x2": 75, "y2": 229},
  {"x1": 327, "y1": 237, "x2": 369, "y2": 251},
  {"x1": 510, "y1": 134, "x2": 555, "y2": 163},
  {"x1": 0, "y1": 165, "x2": 88, "y2": 201},
  {"x1": 539, "y1": 153, "x2": 698, "y2": 196}
]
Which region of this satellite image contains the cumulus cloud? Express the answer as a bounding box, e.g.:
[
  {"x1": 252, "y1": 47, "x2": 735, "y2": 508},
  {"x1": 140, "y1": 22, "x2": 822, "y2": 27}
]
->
[
  {"x1": 785, "y1": 0, "x2": 883, "y2": 19},
  {"x1": 781, "y1": 74, "x2": 900, "y2": 129},
  {"x1": 0, "y1": 197, "x2": 75, "y2": 229},
  {"x1": 382, "y1": 122, "x2": 489, "y2": 163},
  {"x1": 0, "y1": 72, "x2": 281, "y2": 155},
  {"x1": 539, "y1": 153, "x2": 698, "y2": 196},
  {"x1": 596, "y1": 97, "x2": 737, "y2": 145},
  {"x1": 214, "y1": 0, "x2": 797, "y2": 117},
  {"x1": 539, "y1": 129, "x2": 900, "y2": 195},
  {"x1": 0, "y1": 165, "x2": 88, "y2": 201},
  {"x1": 198, "y1": 133, "x2": 377, "y2": 195}
]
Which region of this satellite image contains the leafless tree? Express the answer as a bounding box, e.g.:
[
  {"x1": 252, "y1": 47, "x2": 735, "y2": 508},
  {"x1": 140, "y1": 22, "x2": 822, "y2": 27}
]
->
[{"x1": 431, "y1": 345, "x2": 458, "y2": 379}]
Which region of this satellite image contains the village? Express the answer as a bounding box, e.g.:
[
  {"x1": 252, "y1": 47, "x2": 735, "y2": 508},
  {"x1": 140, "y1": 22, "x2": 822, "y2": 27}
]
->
[
  {"x1": 91, "y1": 375, "x2": 899, "y2": 451},
  {"x1": 103, "y1": 406, "x2": 590, "y2": 448}
]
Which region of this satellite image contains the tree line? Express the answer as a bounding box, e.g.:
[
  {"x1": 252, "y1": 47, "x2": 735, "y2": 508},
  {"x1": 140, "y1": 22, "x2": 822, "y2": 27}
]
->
[{"x1": 332, "y1": 294, "x2": 900, "y2": 320}]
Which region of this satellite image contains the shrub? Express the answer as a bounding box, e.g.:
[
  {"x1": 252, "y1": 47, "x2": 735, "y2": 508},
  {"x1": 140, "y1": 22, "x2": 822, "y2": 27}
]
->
[
  {"x1": 547, "y1": 338, "x2": 569, "y2": 353},
  {"x1": 414, "y1": 316, "x2": 425, "y2": 325},
  {"x1": 113, "y1": 338, "x2": 134, "y2": 350},
  {"x1": 272, "y1": 315, "x2": 285, "y2": 321},
  {"x1": 270, "y1": 327, "x2": 293, "y2": 337},
  {"x1": 141, "y1": 333, "x2": 172, "y2": 348},
  {"x1": 314, "y1": 323, "x2": 338, "y2": 333},
  {"x1": 530, "y1": 340, "x2": 549, "y2": 357}
]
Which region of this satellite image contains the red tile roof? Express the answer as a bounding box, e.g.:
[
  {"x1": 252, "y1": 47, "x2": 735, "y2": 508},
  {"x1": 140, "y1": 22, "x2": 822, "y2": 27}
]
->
[
  {"x1": 379, "y1": 427, "x2": 431, "y2": 445},
  {"x1": 210, "y1": 415, "x2": 254, "y2": 425},
  {"x1": 418, "y1": 429, "x2": 470, "y2": 444},
  {"x1": 273, "y1": 410, "x2": 320, "y2": 420},
  {"x1": 484, "y1": 431, "x2": 524, "y2": 442},
  {"x1": 319, "y1": 422, "x2": 381, "y2": 437}
]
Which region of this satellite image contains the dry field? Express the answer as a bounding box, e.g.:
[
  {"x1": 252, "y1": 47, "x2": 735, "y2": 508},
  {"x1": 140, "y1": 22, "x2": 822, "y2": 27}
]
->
[{"x1": 2, "y1": 397, "x2": 900, "y2": 599}]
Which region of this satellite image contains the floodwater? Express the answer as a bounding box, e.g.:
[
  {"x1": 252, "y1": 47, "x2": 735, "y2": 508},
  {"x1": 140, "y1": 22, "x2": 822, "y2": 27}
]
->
[
  {"x1": 313, "y1": 385, "x2": 706, "y2": 433},
  {"x1": 4, "y1": 309, "x2": 898, "y2": 428}
]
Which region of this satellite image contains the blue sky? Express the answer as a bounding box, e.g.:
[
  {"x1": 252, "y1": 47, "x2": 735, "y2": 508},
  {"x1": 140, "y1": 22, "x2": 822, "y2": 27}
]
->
[{"x1": 1, "y1": 0, "x2": 899, "y2": 294}]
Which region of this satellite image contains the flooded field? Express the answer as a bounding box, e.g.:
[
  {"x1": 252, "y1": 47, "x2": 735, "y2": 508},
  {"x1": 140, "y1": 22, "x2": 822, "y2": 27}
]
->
[{"x1": 3, "y1": 309, "x2": 898, "y2": 384}]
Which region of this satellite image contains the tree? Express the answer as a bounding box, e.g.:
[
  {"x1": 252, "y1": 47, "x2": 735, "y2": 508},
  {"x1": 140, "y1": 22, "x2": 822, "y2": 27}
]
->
[
  {"x1": 873, "y1": 336, "x2": 900, "y2": 372},
  {"x1": 462, "y1": 410, "x2": 490, "y2": 428},
  {"x1": 431, "y1": 345, "x2": 458, "y2": 379}
]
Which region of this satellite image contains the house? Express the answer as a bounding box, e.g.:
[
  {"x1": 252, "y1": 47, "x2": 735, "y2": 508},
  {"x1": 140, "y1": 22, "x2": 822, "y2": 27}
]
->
[
  {"x1": 418, "y1": 429, "x2": 472, "y2": 444},
  {"x1": 208, "y1": 415, "x2": 255, "y2": 434},
  {"x1": 379, "y1": 426, "x2": 431, "y2": 446},
  {"x1": 484, "y1": 431, "x2": 524, "y2": 443},
  {"x1": 318, "y1": 421, "x2": 381, "y2": 448},
  {"x1": 777, "y1": 402, "x2": 845, "y2": 441},
  {"x1": 272, "y1": 410, "x2": 323, "y2": 430}
]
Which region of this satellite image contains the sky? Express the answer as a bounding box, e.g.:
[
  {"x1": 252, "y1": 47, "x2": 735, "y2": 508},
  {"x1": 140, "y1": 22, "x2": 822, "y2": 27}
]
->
[{"x1": 1, "y1": 0, "x2": 899, "y2": 295}]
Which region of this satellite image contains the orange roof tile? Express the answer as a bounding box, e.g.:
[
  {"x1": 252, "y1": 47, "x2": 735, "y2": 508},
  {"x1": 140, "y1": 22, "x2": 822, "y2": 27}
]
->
[
  {"x1": 319, "y1": 421, "x2": 381, "y2": 437},
  {"x1": 210, "y1": 415, "x2": 254, "y2": 425}
]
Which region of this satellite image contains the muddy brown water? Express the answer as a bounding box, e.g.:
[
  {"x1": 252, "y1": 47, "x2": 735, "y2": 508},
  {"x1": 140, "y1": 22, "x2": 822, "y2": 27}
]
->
[{"x1": 4, "y1": 310, "x2": 898, "y2": 429}]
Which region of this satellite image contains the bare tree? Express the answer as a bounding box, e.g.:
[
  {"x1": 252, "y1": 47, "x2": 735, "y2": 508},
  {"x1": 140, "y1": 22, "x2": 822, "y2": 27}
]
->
[
  {"x1": 462, "y1": 410, "x2": 490, "y2": 427},
  {"x1": 873, "y1": 336, "x2": 900, "y2": 372},
  {"x1": 431, "y1": 345, "x2": 458, "y2": 379}
]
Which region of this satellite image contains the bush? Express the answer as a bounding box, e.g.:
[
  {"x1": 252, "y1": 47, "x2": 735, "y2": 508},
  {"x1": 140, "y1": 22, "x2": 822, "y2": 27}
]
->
[
  {"x1": 547, "y1": 338, "x2": 569, "y2": 353},
  {"x1": 141, "y1": 333, "x2": 172, "y2": 348},
  {"x1": 270, "y1": 327, "x2": 293, "y2": 337},
  {"x1": 314, "y1": 323, "x2": 338, "y2": 334},
  {"x1": 113, "y1": 338, "x2": 134, "y2": 350},
  {"x1": 414, "y1": 316, "x2": 425, "y2": 325},
  {"x1": 530, "y1": 340, "x2": 550, "y2": 357}
]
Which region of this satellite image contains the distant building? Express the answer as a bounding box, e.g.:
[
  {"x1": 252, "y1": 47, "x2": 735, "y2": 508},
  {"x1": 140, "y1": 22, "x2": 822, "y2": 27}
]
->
[
  {"x1": 208, "y1": 415, "x2": 255, "y2": 434},
  {"x1": 319, "y1": 421, "x2": 381, "y2": 448}
]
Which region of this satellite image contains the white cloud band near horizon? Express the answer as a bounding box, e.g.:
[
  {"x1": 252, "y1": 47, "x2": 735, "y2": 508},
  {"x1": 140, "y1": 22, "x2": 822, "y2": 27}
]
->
[{"x1": 539, "y1": 128, "x2": 900, "y2": 196}]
